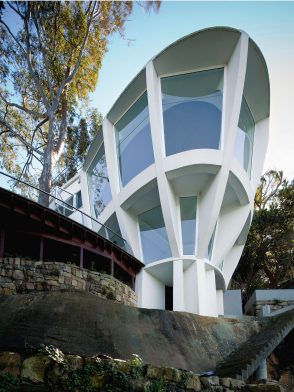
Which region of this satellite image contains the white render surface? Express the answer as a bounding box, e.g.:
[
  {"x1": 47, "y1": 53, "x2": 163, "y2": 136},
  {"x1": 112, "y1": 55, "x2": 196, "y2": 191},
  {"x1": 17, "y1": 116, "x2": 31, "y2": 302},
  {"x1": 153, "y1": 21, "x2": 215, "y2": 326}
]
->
[{"x1": 58, "y1": 27, "x2": 270, "y2": 317}]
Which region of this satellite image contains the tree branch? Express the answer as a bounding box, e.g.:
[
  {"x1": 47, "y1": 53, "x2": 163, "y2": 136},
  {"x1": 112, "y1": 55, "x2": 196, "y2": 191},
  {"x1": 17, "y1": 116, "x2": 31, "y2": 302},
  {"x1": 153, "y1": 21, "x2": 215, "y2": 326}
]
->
[
  {"x1": 0, "y1": 92, "x2": 46, "y2": 118},
  {"x1": 0, "y1": 117, "x2": 44, "y2": 157},
  {"x1": 23, "y1": 5, "x2": 50, "y2": 111}
]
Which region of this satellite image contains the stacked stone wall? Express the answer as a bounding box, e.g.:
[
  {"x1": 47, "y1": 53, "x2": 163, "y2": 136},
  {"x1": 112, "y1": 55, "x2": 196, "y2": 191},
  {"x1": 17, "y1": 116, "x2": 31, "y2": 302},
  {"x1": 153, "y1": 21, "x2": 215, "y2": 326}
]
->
[
  {"x1": 0, "y1": 257, "x2": 137, "y2": 307},
  {"x1": 252, "y1": 300, "x2": 294, "y2": 316},
  {"x1": 0, "y1": 350, "x2": 283, "y2": 391}
]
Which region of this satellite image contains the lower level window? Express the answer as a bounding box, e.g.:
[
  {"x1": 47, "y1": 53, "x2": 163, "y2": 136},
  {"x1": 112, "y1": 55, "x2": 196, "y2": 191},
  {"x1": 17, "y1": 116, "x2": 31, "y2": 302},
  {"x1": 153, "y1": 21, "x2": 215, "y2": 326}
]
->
[
  {"x1": 180, "y1": 196, "x2": 197, "y2": 255},
  {"x1": 139, "y1": 205, "x2": 172, "y2": 264}
]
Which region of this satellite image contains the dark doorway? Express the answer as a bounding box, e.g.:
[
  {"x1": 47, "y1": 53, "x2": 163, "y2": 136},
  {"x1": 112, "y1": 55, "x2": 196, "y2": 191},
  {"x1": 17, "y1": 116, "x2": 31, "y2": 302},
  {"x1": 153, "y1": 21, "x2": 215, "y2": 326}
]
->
[{"x1": 165, "y1": 286, "x2": 173, "y2": 311}]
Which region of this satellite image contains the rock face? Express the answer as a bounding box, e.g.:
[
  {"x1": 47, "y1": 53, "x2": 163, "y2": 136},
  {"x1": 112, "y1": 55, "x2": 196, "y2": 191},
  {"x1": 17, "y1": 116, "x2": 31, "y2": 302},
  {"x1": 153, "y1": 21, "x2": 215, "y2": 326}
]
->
[
  {"x1": 0, "y1": 291, "x2": 293, "y2": 376},
  {"x1": 0, "y1": 257, "x2": 136, "y2": 306}
]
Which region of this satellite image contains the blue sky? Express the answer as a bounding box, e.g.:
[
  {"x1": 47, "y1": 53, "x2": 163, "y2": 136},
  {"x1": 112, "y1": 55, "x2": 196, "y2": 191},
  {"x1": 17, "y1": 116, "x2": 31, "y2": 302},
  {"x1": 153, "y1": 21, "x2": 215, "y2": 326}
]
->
[{"x1": 90, "y1": 1, "x2": 294, "y2": 180}]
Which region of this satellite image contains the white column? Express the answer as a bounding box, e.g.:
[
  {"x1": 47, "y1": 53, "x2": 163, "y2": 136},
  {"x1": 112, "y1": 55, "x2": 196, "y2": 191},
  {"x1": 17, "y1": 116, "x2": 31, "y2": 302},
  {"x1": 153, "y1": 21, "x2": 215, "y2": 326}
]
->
[
  {"x1": 102, "y1": 118, "x2": 142, "y2": 258},
  {"x1": 216, "y1": 290, "x2": 224, "y2": 315},
  {"x1": 205, "y1": 269, "x2": 218, "y2": 317},
  {"x1": 173, "y1": 259, "x2": 184, "y2": 311},
  {"x1": 195, "y1": 260, "x2": 208, "y2": 315},
  {"x1": 197, "y1": 32, "x2": 249, "y2": 260},
  {"x1": 146, "y1": 61, "x2": 181, "y2": 257},
  {"x1": 79, "y1": 170, "x2": 93, "y2": 229}
]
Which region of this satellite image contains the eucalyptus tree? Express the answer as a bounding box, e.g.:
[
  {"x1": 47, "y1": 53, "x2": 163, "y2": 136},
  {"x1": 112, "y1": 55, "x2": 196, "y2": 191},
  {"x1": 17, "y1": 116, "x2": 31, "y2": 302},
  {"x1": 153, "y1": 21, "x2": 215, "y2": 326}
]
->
[
  {"x1": 0, "y1": 1, "x2": 160, "y2": 205},
  {"x1": 232, "y1": 170, "x2": 294, "y2": 302}
]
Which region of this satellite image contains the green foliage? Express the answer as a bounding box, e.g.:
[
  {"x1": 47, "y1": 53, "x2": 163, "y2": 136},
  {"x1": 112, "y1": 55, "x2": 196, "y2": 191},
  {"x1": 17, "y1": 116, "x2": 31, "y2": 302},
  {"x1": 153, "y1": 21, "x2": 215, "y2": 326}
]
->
[
  {"x1": 38, "y1": 344, "x2": 65, "y2": 364},
  {"x1": 0, "y1": 1, "x2": 160, "y2": 203},
  {"x1": 128, "y1": 354, "x2": 144, "y2": 378},
  {"x1": 232, "y1": 170, "x2": 294, "y2": 302},
  {"x1": 0, "y1": 371, "x2": 20, "y2": 392},
  {"x1": 147, "y1": 378, "x2": 167, "y2": 392}
]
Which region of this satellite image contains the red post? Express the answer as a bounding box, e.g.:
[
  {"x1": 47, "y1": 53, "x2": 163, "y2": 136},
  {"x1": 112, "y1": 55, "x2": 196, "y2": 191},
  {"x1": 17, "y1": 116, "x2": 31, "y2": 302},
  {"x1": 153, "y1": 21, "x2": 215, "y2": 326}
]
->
[
  {"x1": 39, "y1": 236, "x2": 44, "y2": 261},
  {"x1": 80, "y1": 247, "x2": 84, "y2": 268},
  {"x1": 0, "y1": 229, "x2": 5, "y2": 258},
  {"x1": 110, "y1": 259, "x2": 114, "y2": 276}
]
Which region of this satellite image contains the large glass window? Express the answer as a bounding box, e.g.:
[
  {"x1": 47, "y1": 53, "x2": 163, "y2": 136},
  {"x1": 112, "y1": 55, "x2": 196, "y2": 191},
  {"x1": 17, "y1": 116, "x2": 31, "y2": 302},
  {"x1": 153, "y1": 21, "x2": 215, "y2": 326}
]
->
[
  {"x1": 88, "y1": 143, "x2": 112, "y2": 219},
  {"x1": 98, "y1": 213, "x2": 125, "y2": 249},
  {"x1": 139, "y1": 205, "x2": 172, "y2": 264},
  {"x1": 180, "y1": 197, "x2": 197, "y2": 255},
  {"x1": 234, "y1": 97, "x2": 255, "y2": 174},
  {"x1": 161, "y1": 68, "x2": 224, "y2": 156},
  {"x1": 116, "y1": 92, "x2": 154, "y2": 187}
]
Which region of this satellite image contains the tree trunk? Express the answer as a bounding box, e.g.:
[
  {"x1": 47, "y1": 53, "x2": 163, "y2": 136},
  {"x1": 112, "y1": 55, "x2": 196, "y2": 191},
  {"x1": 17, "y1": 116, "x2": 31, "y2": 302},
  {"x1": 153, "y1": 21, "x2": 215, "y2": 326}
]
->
[{"x1": 38, "y1": 118, "x2": 55, "y2": 207}]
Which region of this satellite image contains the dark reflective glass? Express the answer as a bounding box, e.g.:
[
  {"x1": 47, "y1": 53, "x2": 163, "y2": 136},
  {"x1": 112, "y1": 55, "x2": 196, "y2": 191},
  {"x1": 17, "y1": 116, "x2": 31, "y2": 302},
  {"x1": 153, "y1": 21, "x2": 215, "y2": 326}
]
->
[
  {"x1": 88, "y1": 143, "x2": 112, "y2": 219},
  {"x1": 139, "y1": 205, "x2": 172, "y2": 264},
  {"x1": 116, "y1": 92, "x2": 154, "y2": 187},
  {"x1": 234, "y1": 97, "x2": 255, "y2": 174},
  {"x1": 161, "y1": 68, "x2": 223, "y2": 156}
]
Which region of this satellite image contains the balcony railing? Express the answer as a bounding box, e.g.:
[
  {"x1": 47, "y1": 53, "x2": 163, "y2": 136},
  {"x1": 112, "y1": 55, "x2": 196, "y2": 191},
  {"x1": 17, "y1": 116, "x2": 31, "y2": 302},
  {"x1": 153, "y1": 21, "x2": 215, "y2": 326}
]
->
[{"x1": 0, "y1": 170, "x2": 131, "y2": 253}]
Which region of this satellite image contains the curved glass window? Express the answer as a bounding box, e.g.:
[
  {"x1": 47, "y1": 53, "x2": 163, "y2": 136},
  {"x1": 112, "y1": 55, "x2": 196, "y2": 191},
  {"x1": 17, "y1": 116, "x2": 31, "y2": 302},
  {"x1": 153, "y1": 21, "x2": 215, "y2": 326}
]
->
[
  {"x1": 88, "y1": 143, "x2": 112, "y2": 219},
  {"x1": 98, "y1": 213, "x2": 125, "y2": 249},
  {"x1": 161, "y1": 68, "x2": 223, "y2": 156},
  {"x1": 234, "y1": 97, "x2": 255, "y2": 174},
  {"x1": 180, "y1": 196, "x2": 197, "y2": 255},
  {"x1": 139, "y1": 205, "x2": 171, "y2": 264},
  {"x1": 116, "y1": 92, "x2": 154, "y2": 187}
]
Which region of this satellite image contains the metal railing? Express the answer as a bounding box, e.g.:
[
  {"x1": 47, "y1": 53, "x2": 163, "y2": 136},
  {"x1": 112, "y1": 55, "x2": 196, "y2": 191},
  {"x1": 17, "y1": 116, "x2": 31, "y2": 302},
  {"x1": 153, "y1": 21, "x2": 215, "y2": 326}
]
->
[{"x1": 0, "y1": 170, "x2": 131, "y2": 253}]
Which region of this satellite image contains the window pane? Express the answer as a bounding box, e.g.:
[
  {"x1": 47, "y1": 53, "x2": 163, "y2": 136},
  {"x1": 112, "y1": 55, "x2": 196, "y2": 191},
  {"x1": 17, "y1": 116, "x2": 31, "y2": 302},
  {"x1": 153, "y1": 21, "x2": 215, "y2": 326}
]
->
[
  {"x1": 180, "y1": 197, "x2": 197, "y2": 255},
  {"x1": 205, "y1": 224, "x2": 216, "y2": 260},
  {"x1": 139, "y1": 205, "x2": 172, "y2": 264},
  {"x1": 76, "y1": 191, "x2": 82, "y2": 209},
  {"x1": 88, "y1": 143, "x2": 112, "y2": 219},
  {"x1": 234, "y1": 97, "x2": 255, "y2": 174},
  {"x1": 161, "y1": 68, "x2": 223, "y2": 156},
  {"x1": 99, "y1": 213, "x2": 125, "y2": 249},
  {"x1": 116, "y1": 92, "x2": 154, "y2": 187}
]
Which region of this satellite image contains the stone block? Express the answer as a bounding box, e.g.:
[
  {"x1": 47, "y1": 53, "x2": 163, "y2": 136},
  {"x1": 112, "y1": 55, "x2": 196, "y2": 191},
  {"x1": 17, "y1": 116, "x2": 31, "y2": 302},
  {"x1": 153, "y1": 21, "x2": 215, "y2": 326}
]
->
[
  {"x1": 21, "y1": 355, "x2": 51, "y2": 383},
  {"x1": 72, "y1": 279, "x2": 77, "y2": 286},
  {"x1": 230, "y1": 378, "x2": 245, "y2": 389},
  {"x1": 13, "y1": 270, "x2": 24, "y2": 280},
  {"x1": 58, "y1": 276, "x2": 64, "y2": 284},
  {"x1": 186, "y1": 374, "x2": 202, "y2": 391},
  {"x1": 0, "y1": 352, "x2": 21, "y2": 377},
  {"x1": 128, "y1": 378, "x2": 151, "y2": 391},
  {"x1": 47, "y1": 280, "x2": 59, "y2": 286},
  {"x1": 243, "y1": 384, "x2": 281, "y2": 392},
  {"x1": 26, "y1": 283, "x2": 35, "y2": 290},
  {"x1": 201, "y1": 376, "x2": 220, "y2": 388},
  {"x1": 146, "y1": 364, "x2": 163, "y2": 379},
  {"x1": 65, "y1": 354, "x2": 83, "y2": 370},
  {"x1": 220, "y1": 377, "x2": 232, "y2": 388}
]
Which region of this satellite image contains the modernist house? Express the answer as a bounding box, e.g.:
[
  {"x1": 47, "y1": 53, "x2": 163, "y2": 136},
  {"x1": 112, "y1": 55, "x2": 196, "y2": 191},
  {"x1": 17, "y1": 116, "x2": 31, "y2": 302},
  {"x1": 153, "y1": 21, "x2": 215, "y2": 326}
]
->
[{"x1": 53, "y1": 27, "x2": 270, "y2": 317}]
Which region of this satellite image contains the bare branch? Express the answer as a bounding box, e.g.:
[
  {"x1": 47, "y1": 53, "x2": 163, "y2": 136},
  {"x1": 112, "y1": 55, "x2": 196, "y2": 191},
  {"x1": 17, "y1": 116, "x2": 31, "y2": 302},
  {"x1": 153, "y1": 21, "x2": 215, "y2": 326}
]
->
[
  {"x1": 6, "y1": 2, "x2": 24, "y2": 19},
  {"x1": 0, "y1": 20, "x2": 26, "y2": 53},
  {"x1": 0, "y1": 116, "x2": 44, "y2": 157},
  {"x1": 23, "y1": 6, "x2": 50, "y2": 111},
  {"x1": 0, "y1": 92, "x2": 46, "y2": 118}
]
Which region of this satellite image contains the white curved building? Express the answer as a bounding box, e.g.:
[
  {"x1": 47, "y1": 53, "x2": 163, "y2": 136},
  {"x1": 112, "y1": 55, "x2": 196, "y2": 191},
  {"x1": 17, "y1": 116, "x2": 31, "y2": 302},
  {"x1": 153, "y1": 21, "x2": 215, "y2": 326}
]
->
[{"x1": 58, "y1": 27, "x2": 270, "y2": 317}]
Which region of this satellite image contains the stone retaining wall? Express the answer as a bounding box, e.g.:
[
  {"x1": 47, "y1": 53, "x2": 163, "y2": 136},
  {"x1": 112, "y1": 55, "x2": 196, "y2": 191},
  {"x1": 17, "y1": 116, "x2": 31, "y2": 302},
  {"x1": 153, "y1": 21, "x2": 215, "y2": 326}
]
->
[
  {"x1": 0, "y1": 257, "x2": 137, "y2": 307},
  {"x1": 0, "y1": 349, "x2": 282, "y2": 391},
  {"x1": 252, "y1": 300, "x2": 294, "y2": 316}
]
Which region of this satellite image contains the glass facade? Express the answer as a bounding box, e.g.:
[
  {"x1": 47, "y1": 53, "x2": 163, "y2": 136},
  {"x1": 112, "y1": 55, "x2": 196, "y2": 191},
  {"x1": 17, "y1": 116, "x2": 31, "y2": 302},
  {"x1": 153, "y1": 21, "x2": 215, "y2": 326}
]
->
[
  {"x1": 88, "y1": 143, "x2": 112, "y2": 219},
  {"x1": 98, "y1": 213, "x2": 125, "y2": 249},
  {"x1": 234, "y1": 97, "x2": 255, "y2": 174},
  {"x1": 180, "y1": 197, "x2": 197, "y2": 255},
  {"x1": 116, "y1": 92, "x2": 154, "y2": 187},
  {"x1": 205, "y1": 223, "x2": 217, "y2": 260},
  {"x1": 139, "y1": 205, "x2": 172, "y2": 264},
  {"x1": 161, "y1": 68, "x2": 224, "y2": 156}
]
